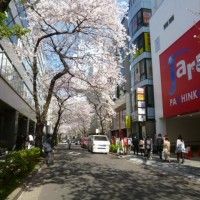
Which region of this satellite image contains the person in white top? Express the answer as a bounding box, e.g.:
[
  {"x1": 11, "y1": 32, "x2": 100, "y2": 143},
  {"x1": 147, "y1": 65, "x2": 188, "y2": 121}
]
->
[
  {"x1": 27, "y1": 134, "x2": 34, "y2": 149},
  {"x1": 176, "y1": 135, "x2": 185, "y2": 163},
  {"x1": 163, "y1": 136, "x2": 170, "y2": 162}
]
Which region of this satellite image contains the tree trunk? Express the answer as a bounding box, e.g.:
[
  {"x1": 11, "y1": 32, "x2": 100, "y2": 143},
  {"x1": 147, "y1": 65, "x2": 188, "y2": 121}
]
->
[
  {"x1": 0, "y1": 0, "x2": 12, "y2": 12},
  {"x1": 52, "y1": 119, "x2": 60, "y2": 147},
  {"x1": 52, "y1": 105, "x2": 63, "y2": 147},
  {"x1": 34, "y1": 122, "x2": 45, "y2": 149}
]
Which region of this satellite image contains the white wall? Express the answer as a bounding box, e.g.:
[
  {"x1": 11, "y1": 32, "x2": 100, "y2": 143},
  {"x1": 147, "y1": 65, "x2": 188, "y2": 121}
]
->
[
  {"x1": 0, "y1": 78, "x2": 36, "y2": 121},
  {"x1": 150, "y1": 0, "x2": 200, "y2": 137}
]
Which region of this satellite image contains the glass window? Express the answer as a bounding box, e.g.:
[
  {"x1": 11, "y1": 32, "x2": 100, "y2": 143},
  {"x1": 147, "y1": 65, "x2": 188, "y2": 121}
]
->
[
  {"x1": 0, "y1": 48, "x2": 33, "y2": 107},
  {"x1": 122, "y1": 109, "x2": 126, "y2": 121},
  {"x1": 132, "y1": 15, "x2": 138, "y2": 35},
  {"x1": 94, "y1": 136, "x2": 108, "y2": 141},
  {"x1": 13, "y1": 72, "x2": 23, "y2": 95},
  {"x1": 146, "y1": 59, "x2": 153, "y2": 79},
  {"x1": 169, "y1": 15, "x2": 174, "y2": 24},
  {"x1": 133, "y1": 91, "x2": 137, "y2": 109},
  {"x1": 143, "y1": 9, "x2": 152, "y2": 26},
  {"x1": 130, "y1": 9, "x2": 152, "y2": 36},
  {"x1": 5, "y1": 10, "x2": 19, "y2": 44},
  {"x1": 139, "y1": 60, "x2": 146, "y2": 81},
  {"x1": 134, "y1": 63, "x2": 140, "y2": 84},
  {"x1": 146, "y1": 85, "x2": 154, "y2": 107},
  {"x1": 133, "y1": 58, "x2": 152, "y2": 85},
  {"x1": 144, "y1": 32, "x2": 151, "y2": 52},
  {"x1": 154, "y1": 36, "x2": 160, "y2": 52},
  {"x1": 134, "y1": 33, "x2": 151, "y2": 58},
  {"x1": 137, "y1": 10, "x2": 143, "y2": 30},
  {"x1": 0, "y1": 50, "x2": 3, "y2": 73},
  {"x1": 15, "y1": 0, "x2": 29, "y2": 28},
  {"x1": 163, "y1": 21, "x2": 168, "y2": 30},
  {"x1": 6, "y1": 59, "x2": 15, "y2": 83},
  {"x1": 1, "y1": 54, "x2": 7, "y2": 77}
]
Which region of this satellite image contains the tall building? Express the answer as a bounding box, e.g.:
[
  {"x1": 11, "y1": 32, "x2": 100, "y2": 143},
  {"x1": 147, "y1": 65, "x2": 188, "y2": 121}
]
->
[
  {"x1": 0, "y1": 0, "x2": 44, "y2": 150},
  {"x1": 111, "y1": 15, "x2": 131, "y2": 139},
  {"x1": 128, "y1": 0, "x2": 155, "y2": 140},
  {"x1": 150, "y1": 0, "x2": 200, "y2": 151}
]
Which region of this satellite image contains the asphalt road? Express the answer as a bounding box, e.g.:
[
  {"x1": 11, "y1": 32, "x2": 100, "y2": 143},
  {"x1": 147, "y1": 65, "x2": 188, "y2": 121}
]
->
[{"x1": 18, "y1": 144, "x2": 200, "y2": 200}]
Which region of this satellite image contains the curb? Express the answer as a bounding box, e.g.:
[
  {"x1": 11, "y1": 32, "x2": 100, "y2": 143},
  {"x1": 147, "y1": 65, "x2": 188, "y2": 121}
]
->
[{"x1": 6, "y1": 161, "x2": 43, "y2": 200}]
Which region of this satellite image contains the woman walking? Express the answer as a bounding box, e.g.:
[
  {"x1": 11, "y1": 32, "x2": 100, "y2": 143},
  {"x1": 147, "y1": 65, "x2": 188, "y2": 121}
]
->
[
  {"x1": 163, "y1": 136, "x2": 170, "y2": 162},
  {"x1": 176, "y1": 135, "x2": 185, "y2": 164}
]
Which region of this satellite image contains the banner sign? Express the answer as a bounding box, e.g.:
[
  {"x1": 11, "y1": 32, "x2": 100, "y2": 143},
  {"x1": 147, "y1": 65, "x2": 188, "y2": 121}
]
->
[
  {"x1": 125, "y1": 115, "x2": 132, "y2": 128},
  {"x1": 136, "y1": 87, "x2": 146, "y2": 121},
  {"x1": 160, "y1": 21, "x2": 200, "y2": 118}
]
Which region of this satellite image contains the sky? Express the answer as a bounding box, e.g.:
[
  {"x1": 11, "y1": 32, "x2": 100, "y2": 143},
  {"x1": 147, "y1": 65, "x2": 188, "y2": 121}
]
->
[
  {"x1": 117, "y1": 0, "x2": 129, "y2": 17},
  {"x1": 117, "y1": 0, "x2": 128, "y2": 8}
]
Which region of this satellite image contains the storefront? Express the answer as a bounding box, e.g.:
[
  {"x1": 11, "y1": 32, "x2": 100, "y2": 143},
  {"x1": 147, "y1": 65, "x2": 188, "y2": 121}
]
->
[{"x1": 150, "y1": 0, "x2": 200, "y2": 154}]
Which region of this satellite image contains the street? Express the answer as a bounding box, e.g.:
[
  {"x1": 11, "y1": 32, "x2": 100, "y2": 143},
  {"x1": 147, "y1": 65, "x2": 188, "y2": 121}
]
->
[{"x1": 18, "y1": 144, "x2": 200, "y2": 200}]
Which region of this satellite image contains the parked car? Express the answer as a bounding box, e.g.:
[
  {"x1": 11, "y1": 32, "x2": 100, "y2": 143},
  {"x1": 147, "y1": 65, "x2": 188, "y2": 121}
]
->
[
  {"x1": 81, "y1": 137, "x2": 89, "y2": 148},
  {"x1": 88, "y1": 135, "x2": 110, "y2": 153}
]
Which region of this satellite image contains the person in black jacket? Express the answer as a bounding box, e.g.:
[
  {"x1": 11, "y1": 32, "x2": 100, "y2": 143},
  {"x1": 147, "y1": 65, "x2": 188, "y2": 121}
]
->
[
  {"x1": 132, "y1": 136, "x2": 139, "y2": 155},
  {"x1": 42, "y1": 134, "x2": 54, "y2": 166},
  {"x1": 156, "y1": 133, "x2": 164, "y2": 160}
]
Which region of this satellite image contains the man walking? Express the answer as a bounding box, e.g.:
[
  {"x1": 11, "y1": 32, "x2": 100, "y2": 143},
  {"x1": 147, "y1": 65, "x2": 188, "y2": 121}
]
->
[{"x1": 156, "y1": 133, "x2": 164, "y2": 160}]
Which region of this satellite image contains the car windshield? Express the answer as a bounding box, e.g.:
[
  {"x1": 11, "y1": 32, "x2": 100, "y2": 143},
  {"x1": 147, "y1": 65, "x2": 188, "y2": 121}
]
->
[{"x1": 94, "y1": 136, "x2": 108, "y2": 141}]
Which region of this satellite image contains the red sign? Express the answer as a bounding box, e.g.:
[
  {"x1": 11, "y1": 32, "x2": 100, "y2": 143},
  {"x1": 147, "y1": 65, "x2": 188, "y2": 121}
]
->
[{"x1": 160, "y1": 21, "x2": 200, "y2": 118}]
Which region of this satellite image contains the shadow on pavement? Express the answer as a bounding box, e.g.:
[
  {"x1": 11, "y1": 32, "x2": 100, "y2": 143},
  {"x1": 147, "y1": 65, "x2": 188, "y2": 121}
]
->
[
  {"x1": 128, "y1": 154, "x2": 200, "y2": 179},
  {"x1": 23, "y1": 145, "x2": 200, "y2": 200}
]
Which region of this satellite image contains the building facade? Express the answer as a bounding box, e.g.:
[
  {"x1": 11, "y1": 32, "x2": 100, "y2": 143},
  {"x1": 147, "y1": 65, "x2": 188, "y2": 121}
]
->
[
  {"x1": 0, "y1": 0, "x2": 43, "y2": 150},
  {"x1": 111, "y1": 15, "x2": 132, "y2": 139},
  {"x1": 150, "y1": 0, "x2": 200, "y2": 151},
  {"x1": 128, "y1": 0, "x2": 155, "y2": 140}
]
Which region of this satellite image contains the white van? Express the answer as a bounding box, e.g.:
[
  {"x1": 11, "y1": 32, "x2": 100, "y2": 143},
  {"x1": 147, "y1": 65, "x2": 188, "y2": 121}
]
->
[{"x1": 88, "y1": 135, "x2": 110, "y2": 153}]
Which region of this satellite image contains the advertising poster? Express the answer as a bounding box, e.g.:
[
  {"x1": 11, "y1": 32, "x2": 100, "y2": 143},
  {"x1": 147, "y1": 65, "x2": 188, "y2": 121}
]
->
[{"x1": 160, "y1": 21, "x2": 200, "y2": 118}]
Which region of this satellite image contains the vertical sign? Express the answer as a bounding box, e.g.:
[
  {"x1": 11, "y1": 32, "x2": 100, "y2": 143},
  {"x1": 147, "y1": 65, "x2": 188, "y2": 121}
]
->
[{"x1": 137, "y1": 87, "x2": 146, "y2": 121}]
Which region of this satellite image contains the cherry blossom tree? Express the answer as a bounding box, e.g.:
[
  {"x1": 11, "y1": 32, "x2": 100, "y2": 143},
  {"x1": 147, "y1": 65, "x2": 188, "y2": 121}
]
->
[
  {"x1": 59, "y1": 97, "x2": 93, "y2": 139},
  {"x1": 85, "y1": 88, "x2": 116, "y2": 135},
  {"x1": 15, "y1": 0, "x2": 127, "y2": 148}
]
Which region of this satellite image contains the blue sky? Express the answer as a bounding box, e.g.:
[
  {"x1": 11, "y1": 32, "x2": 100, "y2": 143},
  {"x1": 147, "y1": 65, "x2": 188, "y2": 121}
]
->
[
  {"x1": 117, "y1": 0, "x2": 128, "y2": 12},
  {"x1": 117, "y1": 0, "x2": 128, "y2": 7}
]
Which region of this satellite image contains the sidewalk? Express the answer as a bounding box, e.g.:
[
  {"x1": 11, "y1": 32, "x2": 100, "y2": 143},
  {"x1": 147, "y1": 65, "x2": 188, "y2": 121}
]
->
[{"x1": 117, "y1": 152, "x2": 200, "y2": 182}]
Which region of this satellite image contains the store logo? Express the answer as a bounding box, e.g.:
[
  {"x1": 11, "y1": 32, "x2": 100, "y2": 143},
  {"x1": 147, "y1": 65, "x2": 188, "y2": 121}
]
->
[{"x1": 168, "y1": 48, "x2": 200, "y2": 95}]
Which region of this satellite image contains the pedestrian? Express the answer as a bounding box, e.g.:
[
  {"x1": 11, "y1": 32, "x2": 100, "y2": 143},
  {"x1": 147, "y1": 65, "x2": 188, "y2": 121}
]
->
[
  {"x1": 127, "y1": 137, "x2": 132, "y2": 154},
  {"x1": 132, "y1": 136, "x2": 139, "y2": 155},
  {"x1": 42, "y1": 133, "x2": 54, "y2": 166},
  {"x1": 116, "y1": 137, "x2": 121, "y2": 155},
  {"x1": 163, "y1": 136, "x2": 170, "y2": 162},
  {"x1": 175, "y1": 135, "x2": 185, "y2": 163},
  {"x1": 28, "y1": 134, "x2": 34, "y2": 149},
  {"x1": 156, "y1": 133, "x2": 164, "y2": 160},
  {"x1": 67, "y1": 138, "x2": 72, "y2": 150},
  {"x1": 139, "y1": 137, "x2": 145, "y2": 156},
  {"x1": 123, "y1": 137, "x2": 129, "y2": 155},
  {"x1": 145, "y1": 135, "x2": 153, "y2": 159}
]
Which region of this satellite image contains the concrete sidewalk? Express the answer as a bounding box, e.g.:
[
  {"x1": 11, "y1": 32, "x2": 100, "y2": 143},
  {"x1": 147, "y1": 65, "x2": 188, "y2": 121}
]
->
[{"x1": 117, "y1": 153, "x2": 200, "y2": 182}]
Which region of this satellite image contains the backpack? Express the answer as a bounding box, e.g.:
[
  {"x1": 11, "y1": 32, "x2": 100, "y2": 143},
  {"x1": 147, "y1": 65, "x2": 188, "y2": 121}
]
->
[{"x1": 43, "y1": 142, "x2": 52, "y2": 152}]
